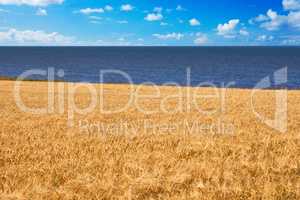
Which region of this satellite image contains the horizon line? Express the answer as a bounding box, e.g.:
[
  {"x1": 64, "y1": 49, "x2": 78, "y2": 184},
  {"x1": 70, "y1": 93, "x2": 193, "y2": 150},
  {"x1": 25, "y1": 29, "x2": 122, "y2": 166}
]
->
[{"x1": 0, "y1": 45, "x2": 300, "y2": 47}]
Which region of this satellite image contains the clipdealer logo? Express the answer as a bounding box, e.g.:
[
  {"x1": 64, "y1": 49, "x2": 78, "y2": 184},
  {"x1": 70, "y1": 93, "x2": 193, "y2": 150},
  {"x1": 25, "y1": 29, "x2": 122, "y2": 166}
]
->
[
  {"x1": 251, "y1": 67, "x2": 288, "y2": 133},
  {"x1": 12, "y1": 66, "x2": 288, "y2": 134}
]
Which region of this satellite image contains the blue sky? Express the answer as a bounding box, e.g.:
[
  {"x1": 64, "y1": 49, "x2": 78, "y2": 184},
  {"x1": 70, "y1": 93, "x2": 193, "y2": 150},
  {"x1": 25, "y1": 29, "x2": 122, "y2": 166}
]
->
[{"x1": 0, "y1": 0, "x2": 299, "y2": 45}]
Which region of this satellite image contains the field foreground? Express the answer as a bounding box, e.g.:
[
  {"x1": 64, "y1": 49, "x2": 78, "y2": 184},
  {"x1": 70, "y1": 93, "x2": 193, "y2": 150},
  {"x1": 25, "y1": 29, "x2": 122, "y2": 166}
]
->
[{"x1": 0, "y1": 80, "x2": 299, "y2": 200}]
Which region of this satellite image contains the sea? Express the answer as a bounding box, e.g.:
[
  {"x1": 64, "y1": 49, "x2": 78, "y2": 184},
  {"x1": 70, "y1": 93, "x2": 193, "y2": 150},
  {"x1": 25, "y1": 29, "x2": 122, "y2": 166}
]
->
[{"x1": 0, "y1": 46, "x2": 299, "y2": 89}]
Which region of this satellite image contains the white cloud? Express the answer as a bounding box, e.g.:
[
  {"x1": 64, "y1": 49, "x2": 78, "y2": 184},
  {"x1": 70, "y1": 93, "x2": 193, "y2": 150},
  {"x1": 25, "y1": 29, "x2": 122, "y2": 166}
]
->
[
  {"x1": 89, "y1": 16, "x2": 102, "y2": 20},
  {"x1": 239, "y1": 29, "x2": 249, "y2": 36},
  {"x1": 36, "y1": 8, "x2": 47, "y2": 16},
  {"x1": 288, "y1": 11, "x2": 300, "y2": 28},
  {"x1": 217, "y1": 19, "x2": 240, "y2": 36},
  {"x1": 90, "y1": 20, "x2": 101, "y2": 24},
  {"x1": 99, "y1": 37, "x2": 131, "y2": 46},
  {"x1": 0, "y1": 0, "x2": 63, "y2": 6},
  {"x1": 283, "y1": 0, "x2": 300, "y2": 10},
  {"x1": 176, "y1": 5, "x2": 185, "y2": 11},
  {"x1": 189, "y1": 18, "x2": 200, "y2": 26},
  {"x1": 194, "y1": 33, "x2": 208, "y2": 45},
  {"x1": 253, "y1": 5, "x2": 300, "y2": 31},
  {"x1": 153, "y1": 32, "x2": 184, "y2": 40},
  {"x1": 0, "y1": 8, "x2": 9, "y2": 12},
  {"x1": 79, "y1": 8, "x2": 104, "y2": 15},
  {"x1": 105, "y1": 5, "x2": 113, "y2": 11},
  {"x1": 256, "y1": 35, "x2": 274, "y2": 41},
  {"x1": 255, "y1": 14, "x2": 269, "y2": 22},
  {"x1": 249, "y1": 14, "x2": 269, "y2": 24},
  {"x1": 281, "y1": 35, "x2": 300, "y2": 44},
  {"x1": 260, "y1": 9, "x2": 287, "y2": 31},
  {"x1": 121, "y1": 4, "x2": 134, "y2": 12},
  {"x1": 282, "y1": 39, "x2": 299, "y2": 44},
  {"x1": 160, "y1": 22, "x2": 168, "y2": 26},
  {"x1": 0, "y1": 28, "x2": 73, "y2": 44},
  {"x1": 145, "y1": 13, "x2": 163, "y2": 21},
  {"x1": 153, "y1": 7, "x2": 163, "y2": 13}
]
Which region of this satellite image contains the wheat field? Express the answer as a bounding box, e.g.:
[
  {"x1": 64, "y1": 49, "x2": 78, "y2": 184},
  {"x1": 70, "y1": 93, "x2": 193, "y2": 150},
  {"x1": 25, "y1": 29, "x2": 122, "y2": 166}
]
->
[{"x1": 0, "y1": 80, "x2": 299, "y2": 200}]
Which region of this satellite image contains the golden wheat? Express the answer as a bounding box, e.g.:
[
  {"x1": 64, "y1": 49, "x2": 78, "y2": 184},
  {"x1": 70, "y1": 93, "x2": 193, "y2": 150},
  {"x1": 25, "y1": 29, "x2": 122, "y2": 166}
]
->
[{"x1": 0, "y1": 80, "x2": 299, "y2": 200}]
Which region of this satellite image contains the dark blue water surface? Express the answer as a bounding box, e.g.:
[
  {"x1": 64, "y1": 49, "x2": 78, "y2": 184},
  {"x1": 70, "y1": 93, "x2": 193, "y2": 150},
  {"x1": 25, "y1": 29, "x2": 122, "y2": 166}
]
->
[{"x1": 0, "y1": 47, "x2": 299, "y2": 89}]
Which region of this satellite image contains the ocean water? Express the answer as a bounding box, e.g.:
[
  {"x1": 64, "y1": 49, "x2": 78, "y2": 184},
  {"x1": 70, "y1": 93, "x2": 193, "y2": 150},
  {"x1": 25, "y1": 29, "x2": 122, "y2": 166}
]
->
[{"x1": 0, "y1": 47, "x2": 299, "y2": 89}]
